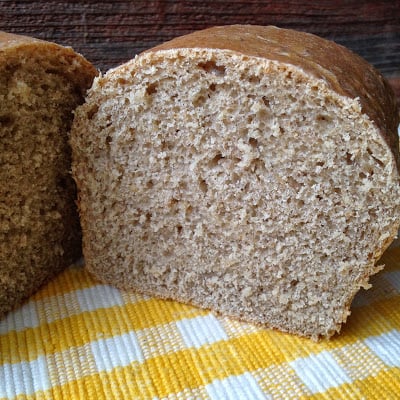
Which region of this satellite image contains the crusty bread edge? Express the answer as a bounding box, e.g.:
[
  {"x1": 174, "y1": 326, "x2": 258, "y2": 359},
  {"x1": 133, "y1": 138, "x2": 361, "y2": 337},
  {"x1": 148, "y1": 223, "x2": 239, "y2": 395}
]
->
[{"x1": 144, "y1": 25, "x2": 400, "y2": 173}]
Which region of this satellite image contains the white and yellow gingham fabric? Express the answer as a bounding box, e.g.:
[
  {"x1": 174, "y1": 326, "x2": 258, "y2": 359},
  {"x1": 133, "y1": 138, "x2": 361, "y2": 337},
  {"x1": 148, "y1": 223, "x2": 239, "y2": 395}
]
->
[{"x1": 1, "y1": 247, "x2": 400, "y2": 399}]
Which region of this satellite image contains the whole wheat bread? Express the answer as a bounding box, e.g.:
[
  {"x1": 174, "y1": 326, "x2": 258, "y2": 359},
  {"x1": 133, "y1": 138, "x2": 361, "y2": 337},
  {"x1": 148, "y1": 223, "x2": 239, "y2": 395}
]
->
[
  {"x1": 0, "y1": 31, "x2": 97, "y2": 318},
  {"x1": 71, "y1": 25, "x2": 400, "y2": 340}
]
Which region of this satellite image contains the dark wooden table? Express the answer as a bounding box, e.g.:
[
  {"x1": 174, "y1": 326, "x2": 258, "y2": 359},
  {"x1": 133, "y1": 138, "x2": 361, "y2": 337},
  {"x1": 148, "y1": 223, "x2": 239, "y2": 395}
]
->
[{"x1": 1, "y1": 0, "x2": 399, "y2": 102}]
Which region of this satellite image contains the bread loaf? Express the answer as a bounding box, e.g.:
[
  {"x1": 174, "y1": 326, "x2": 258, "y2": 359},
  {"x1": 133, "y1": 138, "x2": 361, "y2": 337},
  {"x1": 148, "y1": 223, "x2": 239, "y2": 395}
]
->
[
  {"x1": 0, "y1": 31, "x2": 97, "y2": 318},
  {"x1": 71, "y1": 25, "x2": 400, "y2": 340}
]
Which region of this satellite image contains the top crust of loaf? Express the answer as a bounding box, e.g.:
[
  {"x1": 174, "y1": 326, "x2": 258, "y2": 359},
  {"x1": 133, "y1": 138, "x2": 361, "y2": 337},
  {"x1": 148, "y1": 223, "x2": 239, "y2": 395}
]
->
[
  {"x1": 0, "y1": 30, "x2": 96, "y2": 95},
  {"x1": 145, "y1": 25, "x2": 399, "y2": 171}
]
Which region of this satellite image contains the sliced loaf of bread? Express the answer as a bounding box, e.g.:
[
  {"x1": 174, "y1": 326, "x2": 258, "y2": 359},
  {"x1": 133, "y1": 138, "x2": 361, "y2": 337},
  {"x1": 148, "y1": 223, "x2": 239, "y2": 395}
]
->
[
  {"x1": 71, "y1": 25, "x2": 400, "y2": 340},
  {"x1": 0, "y1": 31, "x2": 97, "y2": 318}
]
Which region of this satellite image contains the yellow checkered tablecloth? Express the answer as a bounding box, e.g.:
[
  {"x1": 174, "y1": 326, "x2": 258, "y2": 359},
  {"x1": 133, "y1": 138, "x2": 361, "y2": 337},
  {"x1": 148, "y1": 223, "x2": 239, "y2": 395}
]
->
[{"x1": 1, "y1": 248, "x2": 400, "y2": 399}]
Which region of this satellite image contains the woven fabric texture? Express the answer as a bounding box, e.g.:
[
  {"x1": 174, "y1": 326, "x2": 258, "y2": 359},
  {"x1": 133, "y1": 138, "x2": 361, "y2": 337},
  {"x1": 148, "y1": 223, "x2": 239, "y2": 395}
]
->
[{"x1": 1, "y1": 247, "x2": 400, "y2": 399}]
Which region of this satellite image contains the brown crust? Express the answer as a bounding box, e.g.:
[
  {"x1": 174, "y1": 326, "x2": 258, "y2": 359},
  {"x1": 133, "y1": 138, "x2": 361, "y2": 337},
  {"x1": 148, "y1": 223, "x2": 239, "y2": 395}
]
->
[
  {"x1": 0, "y1": 30, "x2": 97, "y2": 95},
  {"x1": 147, "y1": 25, "x2": 400, "y2": 172},
  {"x1": 0, "y1": 30, "x2": 46, "y2": 49}
]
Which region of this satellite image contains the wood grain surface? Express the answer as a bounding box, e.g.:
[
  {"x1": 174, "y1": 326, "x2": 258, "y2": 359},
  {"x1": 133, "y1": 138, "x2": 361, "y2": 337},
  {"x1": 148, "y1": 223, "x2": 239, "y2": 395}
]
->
[{"x1": 1, "y1": 0, "x2": 399, "y2": 100}]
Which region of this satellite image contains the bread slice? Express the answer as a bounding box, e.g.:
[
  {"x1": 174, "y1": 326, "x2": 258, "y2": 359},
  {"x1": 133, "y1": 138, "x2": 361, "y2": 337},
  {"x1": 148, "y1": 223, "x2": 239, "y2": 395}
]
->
[
  {"x1": 0, "y1": 31, "x2": 97, "y2": 318},
  {"x1": 71, "y1": 25, "x2": 400, "y2": 340}
]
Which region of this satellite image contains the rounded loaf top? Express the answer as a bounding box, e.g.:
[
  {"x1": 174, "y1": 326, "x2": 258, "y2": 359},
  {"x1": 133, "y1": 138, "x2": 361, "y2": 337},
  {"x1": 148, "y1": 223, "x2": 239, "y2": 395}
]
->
[
  {"x1": 145, "y1": 25, "x2": 399, "y2": 172},
  {"x1": 0, "y1": 30, "x2": 97, "y2": 96}
]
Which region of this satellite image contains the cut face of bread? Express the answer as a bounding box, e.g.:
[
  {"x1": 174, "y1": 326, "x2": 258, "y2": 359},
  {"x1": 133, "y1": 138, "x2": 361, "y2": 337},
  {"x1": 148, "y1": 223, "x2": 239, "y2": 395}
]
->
[
  {"x1": 0, "y1": 32, "x2": 97, "y2": 317},
  {"x1": 71, "y1": 25, "x2": 400, "y2": 340}
]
